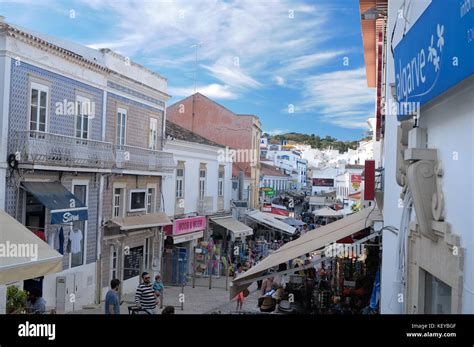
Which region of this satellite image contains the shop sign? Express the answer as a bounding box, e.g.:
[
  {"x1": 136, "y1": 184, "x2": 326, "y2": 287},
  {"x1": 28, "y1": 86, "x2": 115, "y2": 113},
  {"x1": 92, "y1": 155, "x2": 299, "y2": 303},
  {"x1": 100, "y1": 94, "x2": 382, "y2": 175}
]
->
[
  {"x1": 351, "y1": 174, "x2": 362, "y2": 190},
  {"x1": 394, "y1": 0, "x2": 474, "y2": 120},
  {"x1": 51, "y1": 208, "x2": 88, "y2": 224},
  {"x1": 312, "y1": 178, "x2": 334, "y2": 187},
  {"x1": 174, "y1": 216, "x2": 206, "y2": 236},
  {"x1": 173, "y1": 230, "x2": 204, "y2": 244}
]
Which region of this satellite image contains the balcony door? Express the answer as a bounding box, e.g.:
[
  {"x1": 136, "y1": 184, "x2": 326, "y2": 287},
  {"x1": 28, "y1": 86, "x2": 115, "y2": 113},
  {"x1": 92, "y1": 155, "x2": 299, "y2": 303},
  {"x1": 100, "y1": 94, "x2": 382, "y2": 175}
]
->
[
  {"x1": 75, "y1": 95, "x2": 91, "y2": 145},
  {"x1": 29, "y1": 82, "x2": 49, "y2": 136},
  {"x1": 116, "y1": 108, "x2": 127, "y2": 149}
]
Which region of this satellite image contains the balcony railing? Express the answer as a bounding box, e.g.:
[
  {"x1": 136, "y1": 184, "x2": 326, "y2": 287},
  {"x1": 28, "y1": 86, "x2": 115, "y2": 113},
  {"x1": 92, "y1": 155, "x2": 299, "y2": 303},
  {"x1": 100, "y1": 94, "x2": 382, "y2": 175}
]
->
[
  {"x1": 115, "y1": 144, "x2": 175, "y2": 173},
  {"x1": 12, "y1": 131, "x2": 115, "y2": 169},
  {"x1": 197, "y1": 196, "x2": 214, "y2": 215},
  {"x1": 12, "y1": 131, "x2": 175, "y2": 173}
]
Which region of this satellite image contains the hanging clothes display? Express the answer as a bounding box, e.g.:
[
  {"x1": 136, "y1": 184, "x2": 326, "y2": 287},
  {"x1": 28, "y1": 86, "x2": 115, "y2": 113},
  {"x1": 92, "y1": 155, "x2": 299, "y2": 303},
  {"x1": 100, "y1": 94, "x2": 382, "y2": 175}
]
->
[
  {"x1": 69, "y1": 229, "x2": 83, "y2": 254},
  {"x1": 58, "y1": 226, "x2": 64, "y2": 255}
]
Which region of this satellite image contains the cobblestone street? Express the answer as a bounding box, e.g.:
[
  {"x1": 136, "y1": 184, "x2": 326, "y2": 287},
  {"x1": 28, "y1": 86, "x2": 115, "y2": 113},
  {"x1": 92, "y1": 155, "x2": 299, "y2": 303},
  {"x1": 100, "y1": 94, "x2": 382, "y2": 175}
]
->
[{"x1": 73, "y1": 279, "x2": 260, "y2": 314}]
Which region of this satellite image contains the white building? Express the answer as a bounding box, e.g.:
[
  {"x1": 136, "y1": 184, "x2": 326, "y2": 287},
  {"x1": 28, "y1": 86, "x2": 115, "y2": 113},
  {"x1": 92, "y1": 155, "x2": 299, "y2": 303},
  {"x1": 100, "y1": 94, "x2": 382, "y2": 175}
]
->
[
  {"x1": 263, "y1": 143, "x2": 308, "y2": 189},
  {"x1": 310, "y1": 166, "x2": 340, "y2": 195},
  {"x1": 162, "y1": 121, "x2": 232, "y2": 276},
  {"x1": 360, "y1": 0, "x2": 473, "y2": 313}
]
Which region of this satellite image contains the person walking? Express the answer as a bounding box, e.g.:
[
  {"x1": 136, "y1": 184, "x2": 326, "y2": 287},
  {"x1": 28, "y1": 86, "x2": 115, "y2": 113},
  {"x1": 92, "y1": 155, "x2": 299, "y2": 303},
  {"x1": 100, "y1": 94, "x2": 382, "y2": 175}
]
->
[
  {"x1": 105, "y1": 279, "x2": 121, "y2": 314},
  {"x1": 233, "y1": 264, "x2": 245, "y2": 311},
  {"x1": 135, "y1": 272, "x2": 157, "y2": 314}
]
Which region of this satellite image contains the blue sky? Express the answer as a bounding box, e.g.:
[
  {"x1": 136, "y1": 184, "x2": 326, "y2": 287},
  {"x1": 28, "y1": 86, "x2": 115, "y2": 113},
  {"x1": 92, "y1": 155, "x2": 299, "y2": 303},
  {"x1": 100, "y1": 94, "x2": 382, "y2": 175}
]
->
[{"x1": 1, "y1": 0, "x2": 374, "y2": 141}]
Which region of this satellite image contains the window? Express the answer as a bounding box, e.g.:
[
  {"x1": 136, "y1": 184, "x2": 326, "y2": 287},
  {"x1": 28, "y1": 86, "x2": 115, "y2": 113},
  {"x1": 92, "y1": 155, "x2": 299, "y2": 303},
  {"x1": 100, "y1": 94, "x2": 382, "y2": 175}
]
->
[
  {"x1": 113, "y1": 188, "x2": 124, "y2": 218},
  {"x1": 144, "y1": 238, "x2": 152, "y2": 270},
  {"x1": 176, "y1": 167, "x2": 184, "y2": 198},
  {"x1": 116, "y1": 108, "x2": 127, "y2": 147},
  {"x1": 149, "y1": 118, "x2": 158, "y2": 150},
  {"x1": 29, "y1": 82, "x2": 48, "y2": 133},
  {"x1": 71, "y1": 184, "x2": 87, "y2": 268},
  {"x1": 424, "y1": 271, "x2": 452, "y2": 314},
  {"x1": 199, "y1": 167, "x2": 206, "y2": 201},
  {"x1": 218, "y1": 166, "x2": 224, "y2": 197},
  {"x1": 75, "y1": 95, "x2": 91, "y2": 144},
  {"x1": 147, "y1": 187, "x2": 155, "y2": 214},
  {"x1": 129, "y1": 189, "x2": 147, "y2": 212},
  {"x1": 110, "y1": 245, "x2": 118, "y2": 280}
]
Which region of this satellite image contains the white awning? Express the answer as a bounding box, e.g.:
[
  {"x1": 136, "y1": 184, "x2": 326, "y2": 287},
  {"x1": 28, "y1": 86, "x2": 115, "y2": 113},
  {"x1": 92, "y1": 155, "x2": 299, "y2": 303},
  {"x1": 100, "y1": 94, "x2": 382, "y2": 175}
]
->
[
  {"x1": 245, "y1": 210, "x2": 296, "y2": 235},
  {"x1": 172, "y1": 230, "x2": 204, "y2": 244},
  {"x1": 210, "y1": 216, "x2": 253, "y2": 238},
  {"x1": 0, "y1": 210, "x2": 63, "y2": 285},
  {"x1": 312, "y1": 206, "x2": 342, "y2": 217},
  {"x1": 231, "y1": 206, "x2": 383, "y2": 298}
]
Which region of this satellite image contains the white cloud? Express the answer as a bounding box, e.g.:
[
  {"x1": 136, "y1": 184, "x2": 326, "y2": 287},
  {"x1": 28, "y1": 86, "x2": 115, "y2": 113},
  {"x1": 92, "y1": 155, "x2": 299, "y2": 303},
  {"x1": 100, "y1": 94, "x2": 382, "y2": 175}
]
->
[
  {"x1": 280, "y1": 50, "x2": 346, "y2": 72},
  {"x1": 169, "y1": 83, "x2": 238, "y2": 100},
  {"x1": 299, "y1": 68, "x2": 374, "y2": 129},
  {"x1": 79, "y1": 0, "x2": 328, "y2": 89},
  {"x1": 274, "y1": 76, "x2": 285, "y2": 86},
  {"x1": 202, "y1": 60, "x2": 262, "y2": 89}
]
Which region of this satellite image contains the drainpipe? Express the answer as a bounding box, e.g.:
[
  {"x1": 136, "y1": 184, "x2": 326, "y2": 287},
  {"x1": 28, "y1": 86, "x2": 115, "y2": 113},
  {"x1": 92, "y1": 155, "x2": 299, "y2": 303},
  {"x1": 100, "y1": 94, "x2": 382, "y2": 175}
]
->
[{"x1": 95, "y1": 174, "x2": 105, "y2": 304}]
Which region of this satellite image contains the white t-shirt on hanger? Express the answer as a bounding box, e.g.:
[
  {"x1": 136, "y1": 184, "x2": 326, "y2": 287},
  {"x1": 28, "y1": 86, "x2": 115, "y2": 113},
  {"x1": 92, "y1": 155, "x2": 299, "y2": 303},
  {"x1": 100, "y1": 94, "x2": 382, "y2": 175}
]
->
[{"x1": 69, "y1": 229, "x2": 83, "y2": 254}]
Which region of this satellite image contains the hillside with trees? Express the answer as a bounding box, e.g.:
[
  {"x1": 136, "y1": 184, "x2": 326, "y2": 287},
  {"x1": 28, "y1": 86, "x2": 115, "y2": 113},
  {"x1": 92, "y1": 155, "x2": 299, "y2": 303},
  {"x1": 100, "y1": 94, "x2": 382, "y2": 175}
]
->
[{"x1": 263, "y1": 132, "x2": 370, "y2": 152}]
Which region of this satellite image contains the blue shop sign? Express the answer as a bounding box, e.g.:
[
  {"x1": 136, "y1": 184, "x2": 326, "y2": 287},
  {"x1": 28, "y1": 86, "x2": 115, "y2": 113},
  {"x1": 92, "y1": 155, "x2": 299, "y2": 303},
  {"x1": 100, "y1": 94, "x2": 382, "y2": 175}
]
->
[
  {"x1": 51, "y1": 208, "x2": 89, "y2": 225},
  {"x1": 394, "y1": 0, "x2": 474, "y2": 120}
]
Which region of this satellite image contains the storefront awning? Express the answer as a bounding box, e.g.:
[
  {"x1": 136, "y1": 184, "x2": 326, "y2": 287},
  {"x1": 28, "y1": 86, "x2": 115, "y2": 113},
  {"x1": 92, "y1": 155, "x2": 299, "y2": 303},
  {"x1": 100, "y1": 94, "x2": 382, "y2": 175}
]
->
[
  {"x1": 21, "y1": 181, "x2": 88, "y2": 224},
  {"x1": 172, "y1": 230, "x2": 204, "y2": 244},
  {"x1": 245, "y1": 210, "x2": 296, "y2": 235},
  {"x1": 211, "y1": 216, "x2": 253, "y2": 238},
  {"x1": 231, "y1": 206, "x2": 382, "y2": 298},
  {"x1": 106, "y1": 212, "x2": 172, "y2": 231},
  {"x1": 312, "y1": 206, "x2": 342, "y2": 217},
  {"x1": 0, "y1": 210, "x2": 62, "y2": 285}
]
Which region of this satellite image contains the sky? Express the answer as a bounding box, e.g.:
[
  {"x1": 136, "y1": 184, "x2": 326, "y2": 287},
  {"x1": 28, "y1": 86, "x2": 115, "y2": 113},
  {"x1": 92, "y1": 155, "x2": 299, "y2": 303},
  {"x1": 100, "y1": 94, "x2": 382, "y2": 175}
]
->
[{"x1": 0, "y1": 0, "x2": 375, "y2": 141}]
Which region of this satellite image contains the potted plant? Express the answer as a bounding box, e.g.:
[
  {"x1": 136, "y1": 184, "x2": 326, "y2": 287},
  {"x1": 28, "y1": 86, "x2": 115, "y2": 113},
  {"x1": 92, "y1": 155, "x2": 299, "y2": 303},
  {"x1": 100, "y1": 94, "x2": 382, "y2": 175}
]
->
[{"x1": 6, "y1": 285, "x2": 27, "y2": 314}]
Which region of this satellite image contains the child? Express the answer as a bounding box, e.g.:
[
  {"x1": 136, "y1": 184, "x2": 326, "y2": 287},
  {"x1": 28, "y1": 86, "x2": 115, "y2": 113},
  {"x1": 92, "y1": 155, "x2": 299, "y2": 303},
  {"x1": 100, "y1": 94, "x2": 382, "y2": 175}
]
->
[{"x1": 153, "y1": 274, "x2": 164, "y2": 304}]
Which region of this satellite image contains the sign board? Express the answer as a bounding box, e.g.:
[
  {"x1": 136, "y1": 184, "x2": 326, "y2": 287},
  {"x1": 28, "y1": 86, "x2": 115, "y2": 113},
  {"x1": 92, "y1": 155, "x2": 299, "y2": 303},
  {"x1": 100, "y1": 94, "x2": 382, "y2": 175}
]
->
[
  {"x1": 351, "y1": 174, "x2": 362, "y2": 190},
  {"x1": 394, "y1": 0, "x2": 474, "y2": 120},
  {"x1": 312, "y1": 178, "x2": 334, "y2": 187},
  {"x1": 174, "y1": 216, "x2": 206, "y2": 236},
  {"x1": 51, "y1": 208, "x2": 88, "y2": 224}
]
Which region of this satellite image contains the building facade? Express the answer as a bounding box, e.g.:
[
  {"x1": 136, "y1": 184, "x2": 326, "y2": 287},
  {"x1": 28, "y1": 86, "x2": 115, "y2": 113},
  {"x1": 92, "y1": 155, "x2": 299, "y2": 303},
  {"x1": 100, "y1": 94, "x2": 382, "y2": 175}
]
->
[
  {"x1": 360, "y1": 0, "x2": 473, "y2": 313},
  {"x1": 166, "y1": 93, "x2": 261, "y2": 209}
]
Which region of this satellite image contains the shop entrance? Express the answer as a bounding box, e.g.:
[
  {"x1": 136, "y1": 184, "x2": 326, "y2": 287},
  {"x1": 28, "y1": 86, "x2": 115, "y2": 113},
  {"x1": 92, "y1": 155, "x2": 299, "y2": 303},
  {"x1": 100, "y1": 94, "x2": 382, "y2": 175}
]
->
[{"x1": 162, "y1": 246, "x2": 188, "y2": 286}]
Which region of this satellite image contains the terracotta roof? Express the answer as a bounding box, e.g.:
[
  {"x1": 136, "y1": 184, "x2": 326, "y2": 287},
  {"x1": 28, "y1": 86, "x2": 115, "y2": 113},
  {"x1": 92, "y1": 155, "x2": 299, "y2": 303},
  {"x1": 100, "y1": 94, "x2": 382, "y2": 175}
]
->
[
  {"x1": 166, "y1": 121, "x2": 224, "y2": 148},
  {"x1": 260, "y1": 163, "x2": 289, "y2": 177}
]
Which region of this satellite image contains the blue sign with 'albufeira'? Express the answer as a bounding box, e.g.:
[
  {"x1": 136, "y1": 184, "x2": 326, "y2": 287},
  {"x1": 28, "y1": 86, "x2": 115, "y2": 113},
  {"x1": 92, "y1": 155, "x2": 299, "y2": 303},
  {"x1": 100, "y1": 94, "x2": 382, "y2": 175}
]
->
[{"x1": 394, "y1": 0, "x2": 474, "y2": 120}]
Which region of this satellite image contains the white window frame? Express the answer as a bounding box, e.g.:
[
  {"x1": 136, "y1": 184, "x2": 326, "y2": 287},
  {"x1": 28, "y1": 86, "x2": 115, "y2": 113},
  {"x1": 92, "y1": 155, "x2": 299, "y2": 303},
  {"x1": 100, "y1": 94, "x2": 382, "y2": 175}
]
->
[
  {"x1": 218, "y1": 167, "x2": 224, "y2": 197},
  {"x1": 69, "y1": 179, "x2": 88, "y2": 269},
  {"x1": 75, "y1": 95, "x2": 91, "y2": 144},
  {"x1": 109, "y1": 244, "x2": 118, "y2": 281},
  {"x1": 176, "y1": 167, "x2": 185, "y2": 198},
  {"x1": 116, "y1": 107, "x2": 127, "y2": 147},
  {"x1": 112, "y1": 183, "x2": 126, "y2": 218},
  {"x1": 128, "y1": 189, "x2": 147, "y2": 212},
  {"x1": 28, "y1": 82, "x2": 49, "y2": 133},
  {"x1": 199, "y1": 168, "x2": 206, "y2": 201},
  {"x1": 149, "y1": 117, "x2": 158, "y2": 150},
  {"x1": 143, "y1": 237, "x2": 152, "y2": 270},
  {"x1": 146, "y1": 184, "x2": 157, "y2": 214}
]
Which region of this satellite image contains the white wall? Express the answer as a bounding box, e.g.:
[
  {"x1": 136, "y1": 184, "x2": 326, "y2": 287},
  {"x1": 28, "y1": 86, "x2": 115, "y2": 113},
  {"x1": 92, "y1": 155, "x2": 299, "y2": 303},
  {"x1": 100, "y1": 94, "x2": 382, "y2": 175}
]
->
[
  {"x1": 163, "y1": 140, "x2": 232, "y2": 216},
  {"x1": 42, "y1": 262, "x2": 97, "y2": 312},
  {"x1": 379, "y1": 0, "x2": 474, "y2": 314},
  {"x1": 418, "y1": 82, "x2": 474, "y2": 313}
]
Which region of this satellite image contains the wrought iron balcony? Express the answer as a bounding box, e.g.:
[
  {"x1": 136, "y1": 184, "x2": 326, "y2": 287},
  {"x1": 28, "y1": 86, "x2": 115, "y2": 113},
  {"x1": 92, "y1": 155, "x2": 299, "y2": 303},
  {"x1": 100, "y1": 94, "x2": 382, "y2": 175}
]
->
[
  {"x1": 115, "y1": 144, "x2": 175, "y2": 173},
  {"x1": 12, "y1": 131, "x2": 115, "y2": 169}
]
